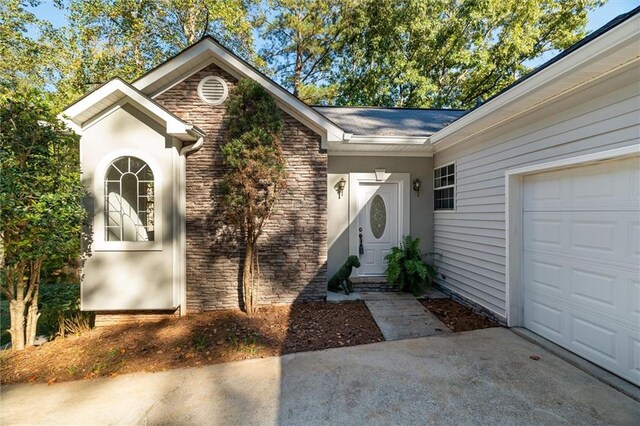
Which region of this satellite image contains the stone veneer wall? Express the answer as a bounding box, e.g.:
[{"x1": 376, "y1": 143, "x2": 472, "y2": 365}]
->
[{"x1": 156, "y1": 64, "x2": 327, "y2": 312}]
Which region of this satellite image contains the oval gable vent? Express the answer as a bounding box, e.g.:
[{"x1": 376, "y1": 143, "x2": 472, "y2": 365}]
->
[{"x1": 197, "y1": 76, "x2": 228, "y2": 105}]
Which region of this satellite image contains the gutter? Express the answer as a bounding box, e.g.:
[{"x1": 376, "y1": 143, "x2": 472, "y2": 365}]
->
[
  {"x1": 346, "y1": 134, "x2": 430, "y2": 145},
  {"x1": 179, "y1": 125, "x2": 205, "y2": 155},
  {"x1": 180, "y1": 136, "x2": 204, "y2": 155},
  {"x1": 177, "y1": 125, "x2": 205, "y2": 316}
]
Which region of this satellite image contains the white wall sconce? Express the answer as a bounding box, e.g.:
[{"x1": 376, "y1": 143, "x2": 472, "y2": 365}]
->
[
  {"x1": 334, "y1": 177, "x2": 346, "y2": 199},
  {"x1": 413, "y1": 178, "x2": 421, "y2": 197}
]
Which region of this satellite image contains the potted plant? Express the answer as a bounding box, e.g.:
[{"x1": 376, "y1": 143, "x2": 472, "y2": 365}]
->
[{"x1": 385, "y1": 236, "x2": 437, "y2": 296}]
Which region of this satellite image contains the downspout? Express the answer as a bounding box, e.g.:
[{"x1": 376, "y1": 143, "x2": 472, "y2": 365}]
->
[
  {"x1": 178, "y1": 134, "x2": 204, "y2": 316},
  {"x1": 179, "y1": 135, "x2": 204, "y2": 156}
]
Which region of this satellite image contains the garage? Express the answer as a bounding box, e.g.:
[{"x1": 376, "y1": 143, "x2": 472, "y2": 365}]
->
[{"x1": 522, "y1": 155, "x2": 640, "y2": 385}]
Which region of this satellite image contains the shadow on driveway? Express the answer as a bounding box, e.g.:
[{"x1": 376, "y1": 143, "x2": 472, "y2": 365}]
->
[{"x1": 1, "y1": 328, "x2": 638, "y2": 425}]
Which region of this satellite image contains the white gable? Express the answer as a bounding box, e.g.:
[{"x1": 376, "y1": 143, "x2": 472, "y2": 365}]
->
[{"x1": 61, "y1": 78, "x2": 203, "y2": 142}]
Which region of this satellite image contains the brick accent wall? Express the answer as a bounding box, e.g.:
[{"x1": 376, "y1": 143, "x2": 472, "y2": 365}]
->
[
  {"x1": 94, "y1": 309, "x2": 179, "y2": 327},
  {"x1": 156, "y1": 64, "x2": 327, "y2": 312}
]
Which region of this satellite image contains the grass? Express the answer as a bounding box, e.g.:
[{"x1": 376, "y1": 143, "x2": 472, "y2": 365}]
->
[{"x1": 192, "y1": 333, "x2": 208, "y2": 352}]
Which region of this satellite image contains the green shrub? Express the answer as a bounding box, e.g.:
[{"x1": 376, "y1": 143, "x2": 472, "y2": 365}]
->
[
  {"x1": 1, "y1": 300, "x2": 9, "y2": 346},
  {"x1": 385, "y1": 236, "x2": 437, "y2": 296},
  {"x1": 38, "y1": 284, "x2": 91, "y2": 338}
]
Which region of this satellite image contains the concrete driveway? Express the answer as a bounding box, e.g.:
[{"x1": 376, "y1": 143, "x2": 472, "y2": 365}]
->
[{"x1": 1, "y1": 328, "x2": 638, "y2": 425}]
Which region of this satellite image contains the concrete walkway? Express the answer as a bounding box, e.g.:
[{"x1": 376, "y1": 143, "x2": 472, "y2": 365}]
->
[
  {"x1": 327, "y1": 289, "x2": 452, "y2": 340},
  {"x1": 362, "y1": 292, "x2": 451, "y2": 341},
  {"x1": 2, "y1": 328, "x2": 638, "y2": 425}
]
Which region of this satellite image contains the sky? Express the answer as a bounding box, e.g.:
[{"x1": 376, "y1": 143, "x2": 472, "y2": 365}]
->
[
  {"x1": 526, "y1": 0, "x2": 640, "y2": 66},
  {"x1": 28, "y1": 0, "x2": 640, "y2": 68},
  {"x1": 585, "y1": 0, "x2": 639, "y2": 30}
]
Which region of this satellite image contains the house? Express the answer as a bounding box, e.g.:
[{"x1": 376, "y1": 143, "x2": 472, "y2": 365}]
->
[{"x1": 62, "y1": 7, "x2": 639, "y2": 385}]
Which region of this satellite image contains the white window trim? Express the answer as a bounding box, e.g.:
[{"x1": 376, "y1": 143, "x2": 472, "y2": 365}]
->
[
  {"x1": 197, "y1": 75, "x2": 228, "y2": 105},
  {"x1": 93, "y1": 149, "x2": 163, "y2": 252},
  {"x1": 433, "y1": 161, "x2": 456, "y2": 212},
  {"x1": 504, "y1": 144, "x2": 640, "y2": 327}
]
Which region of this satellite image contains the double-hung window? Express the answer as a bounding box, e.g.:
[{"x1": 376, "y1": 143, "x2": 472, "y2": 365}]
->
[{"x1": 434, "y1": 163, "x2": 455, "y2": 210}]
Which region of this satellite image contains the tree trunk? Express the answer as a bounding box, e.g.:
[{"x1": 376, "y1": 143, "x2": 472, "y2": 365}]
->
[
  {"x1": 25, "y1": 259, "x2": 42, "y2": 347},
  {"x1": 243, "y1": 241, "x2": 255, "y2": 315},
  {"x1": 25, "y1": 292, "x2": 40, "y2": 347},
  {"x1": 293, "y1": 45, "x2": 303, "y2": 97},
  {"x1": 6, "y1": 259, "x2": 42, "y2": 350},
  {"x1": 8, "y1": 300, "x2": 25, "y2": 351}
]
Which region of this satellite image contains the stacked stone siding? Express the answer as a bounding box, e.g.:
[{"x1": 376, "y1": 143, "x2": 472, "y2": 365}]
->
[{"x1": 156, "y1": 64, "x2": 327, "y2": 312}]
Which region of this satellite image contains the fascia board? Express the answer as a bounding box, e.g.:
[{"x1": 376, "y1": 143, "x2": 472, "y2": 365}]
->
[
  {"x1": 63, "y1": 79, "x2": 194, "y2": 140},
  {"x1": 430, "y1": 14, "x2": 640, "y2": 148},
  {"x1": 347, "y1": 135, "x2": 430, "y2": 145},
  {"x1": 59, "y1": 116, "x2": 82, "y2": 134},
  {"x1": 62, "y1": 79, "x2": 126, "y2": 122},
  {"x1": 328, "y1": 150, "x2": 433, "y2": 157}
]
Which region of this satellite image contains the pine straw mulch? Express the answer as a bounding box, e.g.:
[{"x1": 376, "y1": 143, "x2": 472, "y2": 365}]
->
[
  {"x1": 421, "y1": 298, "x2": 499, "y2": 332},
  {"x1": 0, "y1": 301, "x2": 383, "y2": 385}
]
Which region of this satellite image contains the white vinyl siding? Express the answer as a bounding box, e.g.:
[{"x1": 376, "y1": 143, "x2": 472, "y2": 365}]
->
[{"x1": 433, "y1": 72, "x2": 640, "y2": 319}]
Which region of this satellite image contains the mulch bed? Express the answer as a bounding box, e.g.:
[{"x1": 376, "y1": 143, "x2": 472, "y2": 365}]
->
[
  {"x1": 421, "y1": 299, "x2": 499, "y2": 332},
  {"x1": 0, "y1": 301, "x2": 383, "y2": 385}
]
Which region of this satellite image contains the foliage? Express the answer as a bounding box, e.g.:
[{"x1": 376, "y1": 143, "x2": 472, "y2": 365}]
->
[
  {"x1": 0, "y1": 1, "x2": 67, "y2": 107},
  {"x1": 3, "y1": 0, "x2": 605, "y2": 111},
  {"x1": 220, "y1": 79, "x2": 287, "y2": 314},
  {"x1": 385, "y1": 236, "x2": 437, "y2": 296},
  {"x1": 0, "y1": 91, "x2": 86, "y2": 350},
  {"x1": 0, "y1": 300, "x2": 9, "y2": 346},
  {"x1": 257, "y1": 0, "x2": 349, "y2": 104},
  {"x1": 335, "y1": 0, "x2": 603, "y2": 108},
  {"x1": 63, "y1": 0, "x2": 257, "y2": 86},
  {"x1": 38, "y1": 284, "x2": 91, "y2": 338},
  {"x1": 3, "y1": 0, "x2": 258, "y2": 112}
]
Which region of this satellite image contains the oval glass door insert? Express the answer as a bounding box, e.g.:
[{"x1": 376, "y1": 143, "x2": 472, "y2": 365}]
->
[{"x1": 370, "y1": 195, "x2": 386, "y2": 239}]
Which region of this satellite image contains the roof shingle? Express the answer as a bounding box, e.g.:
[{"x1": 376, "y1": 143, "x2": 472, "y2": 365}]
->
[{"x1": 313, "y1": 106, "x2": 467, "y2": 137}]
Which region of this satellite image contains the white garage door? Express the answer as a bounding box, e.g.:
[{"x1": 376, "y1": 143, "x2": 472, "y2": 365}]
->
[{"x1": 523, "y1": 156, "x2": 640, "y2": 386}]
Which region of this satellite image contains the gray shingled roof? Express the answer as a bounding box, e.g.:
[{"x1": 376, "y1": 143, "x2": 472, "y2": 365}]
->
[{"x1": 313, "y1": 107, "x2": 467, "y2": 137}]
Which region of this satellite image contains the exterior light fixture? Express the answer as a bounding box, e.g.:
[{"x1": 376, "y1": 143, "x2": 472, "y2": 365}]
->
[
  {"x1": 413, "y1": 179, "x2": 421, "y2": 197},
  {"x1": 334, "y1": 177, "x2": 346, "y2": 199}
]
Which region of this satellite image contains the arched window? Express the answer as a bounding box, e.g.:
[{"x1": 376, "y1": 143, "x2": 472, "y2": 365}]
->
[{"x1": 104, "y1": 156, "x2": 155, "y2": 242}]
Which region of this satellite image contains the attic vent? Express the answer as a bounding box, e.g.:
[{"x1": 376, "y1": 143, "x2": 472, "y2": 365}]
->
[{"x1": 197, "y1": 76, "x2": 228, "y2": 105}]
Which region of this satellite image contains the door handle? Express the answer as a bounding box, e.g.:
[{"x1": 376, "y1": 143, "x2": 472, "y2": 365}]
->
[{"x1": 359, "y1": 227, "x2": 364, "y2": 255}]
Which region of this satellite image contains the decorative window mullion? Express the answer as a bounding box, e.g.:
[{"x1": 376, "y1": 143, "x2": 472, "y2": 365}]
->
[{"x1": 104, "y1": 156, "x2": 155, "y2": 242}]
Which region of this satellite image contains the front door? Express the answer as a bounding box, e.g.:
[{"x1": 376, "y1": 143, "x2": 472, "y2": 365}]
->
[{"x1": 357, "y1": 183, "x2": 399, "y2": 276}]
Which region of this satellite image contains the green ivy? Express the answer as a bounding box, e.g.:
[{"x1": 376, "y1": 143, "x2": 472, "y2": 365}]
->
[{"x1": 219, "y1": 79, "x2": 288, "y2": 314}]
